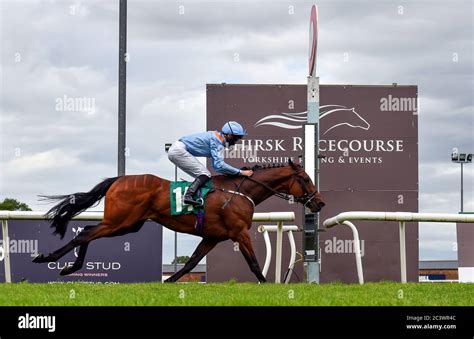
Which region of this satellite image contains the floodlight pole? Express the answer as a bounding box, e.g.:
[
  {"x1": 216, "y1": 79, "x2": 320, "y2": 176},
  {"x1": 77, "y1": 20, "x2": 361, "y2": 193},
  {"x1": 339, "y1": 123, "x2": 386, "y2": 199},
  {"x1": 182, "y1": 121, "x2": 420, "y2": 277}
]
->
[
  {"x1": 165, "y1": 143, "x2": 179, "y2": 273},
  {"x1": 117, "y1": 0, "x2": 127, "y2": 176},
  {"x1": 452, "y1": 149, "x2": 472, "y2": 213},
  {"x1": 460, "y1": 162, "x2": 463, "y2": 213},
  {"x1": 174, "y1": 164, "x2": 178, "y2": 273}
]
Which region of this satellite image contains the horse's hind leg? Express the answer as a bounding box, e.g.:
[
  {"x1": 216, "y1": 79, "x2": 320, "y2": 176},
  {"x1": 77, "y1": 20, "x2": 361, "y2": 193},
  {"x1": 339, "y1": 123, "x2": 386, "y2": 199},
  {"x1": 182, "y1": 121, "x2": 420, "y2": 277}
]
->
[
  {"x1": 33, "y1": 224, "x2": 98, "y2": 263},
  {"x1": 59, "y1": 242, "x2": 90, "y2": 276},
  {"x1": 165, "y1": 238, "x2": 219, "y2": 283},
  {"x1": 57, "y1": 225, "x2": 94, "y2": 276},
  {"x1": 59, "y1": 220, "x2": 146, "y2": 276}
]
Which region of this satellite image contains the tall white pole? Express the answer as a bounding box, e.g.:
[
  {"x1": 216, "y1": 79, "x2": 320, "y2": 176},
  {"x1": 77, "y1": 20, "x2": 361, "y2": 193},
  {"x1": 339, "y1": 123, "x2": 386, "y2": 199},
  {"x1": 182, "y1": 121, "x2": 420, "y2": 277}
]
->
[{"x1": 305, "y1": 4, "x2": 320, "y2": 283}]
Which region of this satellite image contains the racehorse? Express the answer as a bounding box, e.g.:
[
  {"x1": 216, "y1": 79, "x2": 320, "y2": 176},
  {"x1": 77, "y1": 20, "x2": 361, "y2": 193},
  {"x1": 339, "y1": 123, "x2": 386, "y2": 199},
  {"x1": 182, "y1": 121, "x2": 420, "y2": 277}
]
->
[{"x1": 33, "y1": 160, "x2": 325, "y2": 282}]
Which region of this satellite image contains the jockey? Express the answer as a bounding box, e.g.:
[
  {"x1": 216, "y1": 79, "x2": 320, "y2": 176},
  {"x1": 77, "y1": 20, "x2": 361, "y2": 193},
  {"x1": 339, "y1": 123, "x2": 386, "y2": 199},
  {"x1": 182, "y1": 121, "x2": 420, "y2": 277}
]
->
[{"x1": 168, "y1": 121, "x2": 253, "y2": 207}]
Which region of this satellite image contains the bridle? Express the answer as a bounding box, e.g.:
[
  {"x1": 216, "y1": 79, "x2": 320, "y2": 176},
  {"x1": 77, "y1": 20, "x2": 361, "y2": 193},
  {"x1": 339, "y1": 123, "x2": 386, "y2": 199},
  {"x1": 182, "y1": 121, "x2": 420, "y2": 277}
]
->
[{"x1": 243, "y1": 168, "x2": 318, "y2": 207}]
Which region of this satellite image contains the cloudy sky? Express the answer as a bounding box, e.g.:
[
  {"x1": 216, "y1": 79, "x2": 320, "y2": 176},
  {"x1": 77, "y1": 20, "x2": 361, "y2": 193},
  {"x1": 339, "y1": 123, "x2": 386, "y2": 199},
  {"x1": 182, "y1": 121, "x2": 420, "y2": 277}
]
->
[{"x1": 1, "y1": 0, "x2": 472, "y2": 264}]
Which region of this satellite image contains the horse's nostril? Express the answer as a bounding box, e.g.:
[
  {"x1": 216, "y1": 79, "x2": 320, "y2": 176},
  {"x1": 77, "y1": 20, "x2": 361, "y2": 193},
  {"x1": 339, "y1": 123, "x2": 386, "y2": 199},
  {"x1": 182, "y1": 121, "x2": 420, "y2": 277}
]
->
[{"x1": 319, "y1": 202, "x2": 326, "y2": 208}]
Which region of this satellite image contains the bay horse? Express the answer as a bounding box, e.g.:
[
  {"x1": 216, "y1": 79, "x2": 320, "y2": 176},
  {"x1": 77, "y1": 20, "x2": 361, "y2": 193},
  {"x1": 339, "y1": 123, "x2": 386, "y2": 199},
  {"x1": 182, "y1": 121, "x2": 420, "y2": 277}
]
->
[{"x1": 33, "y1": 160, "x2": 325, "y2": 282}]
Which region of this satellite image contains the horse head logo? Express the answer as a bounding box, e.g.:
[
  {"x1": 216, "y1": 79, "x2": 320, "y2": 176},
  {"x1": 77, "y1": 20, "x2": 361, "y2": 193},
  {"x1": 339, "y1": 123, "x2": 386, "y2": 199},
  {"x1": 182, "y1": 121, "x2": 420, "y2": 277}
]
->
[
  {"x1": 71, "y1": 226, "x2": 84, "y2": 258},
  {"x1": 320, "y1": 105, "x2": 370, "y2": 135},
  {"x1": 254, "y1": 105, "x2": 370, "y2": 134}
]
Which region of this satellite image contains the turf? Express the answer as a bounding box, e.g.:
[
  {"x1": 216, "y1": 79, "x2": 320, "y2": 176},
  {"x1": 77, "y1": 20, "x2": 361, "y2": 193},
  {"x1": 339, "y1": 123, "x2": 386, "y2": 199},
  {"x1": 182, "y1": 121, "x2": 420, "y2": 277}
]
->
[{"x1": 0, "y1": 281, "x2": 473, "y2": 306}]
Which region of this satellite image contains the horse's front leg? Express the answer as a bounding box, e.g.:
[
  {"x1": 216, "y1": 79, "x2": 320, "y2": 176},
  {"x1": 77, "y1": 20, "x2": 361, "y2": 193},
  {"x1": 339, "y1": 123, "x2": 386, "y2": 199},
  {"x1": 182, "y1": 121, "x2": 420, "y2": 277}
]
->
[
  {"x1": 165, "y1": 238, "x2": 219, "y2": 283},
  {"x1": 233, "y1": 229, "x2": 266, "y2": 283}
]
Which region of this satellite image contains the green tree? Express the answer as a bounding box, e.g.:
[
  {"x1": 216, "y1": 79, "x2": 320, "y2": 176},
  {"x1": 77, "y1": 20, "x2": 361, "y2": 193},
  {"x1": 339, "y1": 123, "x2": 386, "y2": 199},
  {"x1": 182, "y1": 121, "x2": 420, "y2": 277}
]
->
[
  {"x1": 171, "y1": 255, "x2": 190, "y2": 264},
  {"x1": 0, "y1": 198, "x2": 32, "y2": 211}
]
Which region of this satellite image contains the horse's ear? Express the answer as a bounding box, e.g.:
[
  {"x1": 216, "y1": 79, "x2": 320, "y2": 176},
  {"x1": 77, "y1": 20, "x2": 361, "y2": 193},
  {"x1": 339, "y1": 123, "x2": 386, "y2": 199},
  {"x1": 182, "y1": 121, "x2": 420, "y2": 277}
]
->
[{"x1": 288, "y1": 159, "x2": 298, "y2": 169}]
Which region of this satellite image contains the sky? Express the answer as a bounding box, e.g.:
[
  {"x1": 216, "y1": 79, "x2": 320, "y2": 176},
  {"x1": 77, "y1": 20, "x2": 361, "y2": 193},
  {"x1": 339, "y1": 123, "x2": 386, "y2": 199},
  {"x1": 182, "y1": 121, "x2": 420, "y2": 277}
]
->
[{"x1": 0, "y1": 0, "x2": 473, "y2": 264}]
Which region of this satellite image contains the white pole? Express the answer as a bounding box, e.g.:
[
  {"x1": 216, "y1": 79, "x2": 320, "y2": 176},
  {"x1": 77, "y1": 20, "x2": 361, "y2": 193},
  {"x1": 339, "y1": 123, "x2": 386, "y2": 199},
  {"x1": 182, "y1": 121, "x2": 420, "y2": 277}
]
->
[
  {"x1": 399, "y1": 221, "x2": 407, "y2": 283},
  {"x1": 258, "y1": 225, "x2": 299, "y2": 232},
  {"x1": 275, "y1": 221, "x2": 283, "y2": 283},
  {"x1": 323, "y1": 211, "x2": 474, "y2": 226},
  {"x1": 2, "y1": 220, "x2": 11, "y2": 283},
  {"x1": 284, "y1": 230, "x2": 297, "y2": 283},
  {"x1": 253, "y1": 212, "x2": 295, "y2": 222},
  {"x1": 261, "y1": 230, "x2": 271, "y2": 278},
  {"x1": 258, "y1": 225, "x2": 299, "y2": 282},
  {"x1": 323, "y1": 211, "x2": 474, "y2": 283},
  {"x1": 0, "y1": 210, "x2": 296, "y2": 222},
  {"x1": 342, "y1": 221, "x2": 364, "y2": 284}
]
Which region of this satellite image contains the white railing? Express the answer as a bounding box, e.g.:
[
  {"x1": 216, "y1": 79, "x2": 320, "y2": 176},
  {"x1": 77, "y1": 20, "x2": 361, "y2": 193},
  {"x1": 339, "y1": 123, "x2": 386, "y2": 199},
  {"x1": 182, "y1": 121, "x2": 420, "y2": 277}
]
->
[
  {"x1": 0, "y1": 210, "x2": 295, "y2": 283},
  {"x1": 323, "y1": 211, "x2": 474, "y2": 284},
  {"x1": 257, "y1": 225, "x2": 300, "y2": 283},
  {"x1": 420, "y1": 279, "x2": 459, "y2": 283}
]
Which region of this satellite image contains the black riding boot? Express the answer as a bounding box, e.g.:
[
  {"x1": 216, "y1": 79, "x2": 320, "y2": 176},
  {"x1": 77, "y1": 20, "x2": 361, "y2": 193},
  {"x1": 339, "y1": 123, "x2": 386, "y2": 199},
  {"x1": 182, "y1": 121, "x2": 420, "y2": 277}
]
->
[{"x1": 184, "y1": 175, "x2": 210, "y2": 207}]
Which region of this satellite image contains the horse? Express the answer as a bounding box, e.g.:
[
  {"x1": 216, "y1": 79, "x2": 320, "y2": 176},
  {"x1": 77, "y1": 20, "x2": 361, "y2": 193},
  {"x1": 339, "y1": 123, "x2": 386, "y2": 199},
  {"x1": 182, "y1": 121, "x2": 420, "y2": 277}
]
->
[{"x1": 33, "y1": 160, "x2": 325, "y2": 283}]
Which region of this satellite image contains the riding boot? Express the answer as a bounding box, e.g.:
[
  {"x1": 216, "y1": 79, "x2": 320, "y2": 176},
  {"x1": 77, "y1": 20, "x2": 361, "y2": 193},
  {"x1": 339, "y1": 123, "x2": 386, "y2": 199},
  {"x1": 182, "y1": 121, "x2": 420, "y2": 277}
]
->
[{"x1": 184, "y1": 175, "x2": 210, "y2": 207}]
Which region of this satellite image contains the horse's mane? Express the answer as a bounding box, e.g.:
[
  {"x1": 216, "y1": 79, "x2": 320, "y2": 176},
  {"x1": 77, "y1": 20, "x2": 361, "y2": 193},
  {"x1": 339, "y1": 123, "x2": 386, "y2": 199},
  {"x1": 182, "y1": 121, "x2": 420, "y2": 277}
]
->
[{"x1": 240, "y1": 161, "x2": 301, "y2": 171}]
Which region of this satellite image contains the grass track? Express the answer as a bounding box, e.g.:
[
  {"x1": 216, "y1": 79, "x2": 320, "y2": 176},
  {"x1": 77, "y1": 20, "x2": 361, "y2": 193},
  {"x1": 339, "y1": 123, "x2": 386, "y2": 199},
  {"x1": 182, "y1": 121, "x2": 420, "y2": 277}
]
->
[{"x1": 0, "y1": 281, "x2": 473, "y2": 306}]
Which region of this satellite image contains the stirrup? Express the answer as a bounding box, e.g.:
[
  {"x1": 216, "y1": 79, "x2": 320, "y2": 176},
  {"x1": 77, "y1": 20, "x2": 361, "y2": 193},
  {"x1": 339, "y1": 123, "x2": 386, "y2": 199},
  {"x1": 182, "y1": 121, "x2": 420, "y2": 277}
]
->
[
  {"x1": 195, "y1": 197, "x2": 204, "y2": 207},
  {"x1": 184, "y1": 197, "x2": 204, "y2": 207}
]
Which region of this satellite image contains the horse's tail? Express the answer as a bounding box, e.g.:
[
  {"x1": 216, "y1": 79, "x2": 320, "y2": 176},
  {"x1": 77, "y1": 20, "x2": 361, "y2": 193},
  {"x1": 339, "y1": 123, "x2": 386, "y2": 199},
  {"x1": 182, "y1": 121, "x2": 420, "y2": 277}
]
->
[{"x1": 40, "y1": 177, "x2": 120, "y2": 239}]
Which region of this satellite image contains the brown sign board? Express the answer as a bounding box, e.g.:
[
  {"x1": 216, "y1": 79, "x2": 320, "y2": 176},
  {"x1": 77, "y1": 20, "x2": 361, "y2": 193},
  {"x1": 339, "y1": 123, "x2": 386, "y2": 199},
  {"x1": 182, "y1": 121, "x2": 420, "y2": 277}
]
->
[
  {"x1": 206, "y1": 83, "x2": 418, "y2": 283},
  {"x1": 0, "y1": 220, "x2": 162, "y2": 283},
  {"x1": 457, "y1": 222, "x2": 474, "y2": 267}
]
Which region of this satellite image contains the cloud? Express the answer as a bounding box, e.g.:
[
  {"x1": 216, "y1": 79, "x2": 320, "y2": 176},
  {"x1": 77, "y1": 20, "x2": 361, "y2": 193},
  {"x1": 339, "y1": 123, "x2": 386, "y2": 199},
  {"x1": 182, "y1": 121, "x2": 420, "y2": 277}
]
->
[
  {"x1": 3, "y1": 148, "x2": 80, "y2": 175},
  {"x1": 419, "y1": 223, "x2": 458, "y2": 260}
]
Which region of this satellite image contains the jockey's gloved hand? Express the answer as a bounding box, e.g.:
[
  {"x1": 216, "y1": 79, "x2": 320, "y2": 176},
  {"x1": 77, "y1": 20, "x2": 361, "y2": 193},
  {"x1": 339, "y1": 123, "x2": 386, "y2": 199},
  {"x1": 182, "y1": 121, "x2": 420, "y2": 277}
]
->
[{"x1": 240, "y1": 170, "x2": 253, "y2": 177}]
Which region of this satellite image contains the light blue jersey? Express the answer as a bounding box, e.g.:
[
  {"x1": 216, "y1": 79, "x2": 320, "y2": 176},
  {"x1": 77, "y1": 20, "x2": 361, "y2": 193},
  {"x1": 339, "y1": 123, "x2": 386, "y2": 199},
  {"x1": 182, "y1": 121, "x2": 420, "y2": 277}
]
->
[{"x1": 179, "y1": 131, "x2": 240, "y2": 175}]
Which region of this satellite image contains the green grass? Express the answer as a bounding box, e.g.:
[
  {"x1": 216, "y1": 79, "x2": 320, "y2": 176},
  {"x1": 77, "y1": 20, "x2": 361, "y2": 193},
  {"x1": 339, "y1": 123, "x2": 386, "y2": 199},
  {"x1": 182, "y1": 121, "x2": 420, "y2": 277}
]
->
[{"x1": 0, "y1": 281, "x2": 473, "y2": 306}]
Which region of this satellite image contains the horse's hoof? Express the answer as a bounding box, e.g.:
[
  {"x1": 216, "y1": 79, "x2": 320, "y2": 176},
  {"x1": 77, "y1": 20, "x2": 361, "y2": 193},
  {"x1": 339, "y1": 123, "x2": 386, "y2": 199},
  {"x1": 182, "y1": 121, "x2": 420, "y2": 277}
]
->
[
  {"x1": 60, "y1": 265, "x2": 79, "y2": 276},
  {"x1": 32, "y1": 254, "x2": 46, "y2": 263}
]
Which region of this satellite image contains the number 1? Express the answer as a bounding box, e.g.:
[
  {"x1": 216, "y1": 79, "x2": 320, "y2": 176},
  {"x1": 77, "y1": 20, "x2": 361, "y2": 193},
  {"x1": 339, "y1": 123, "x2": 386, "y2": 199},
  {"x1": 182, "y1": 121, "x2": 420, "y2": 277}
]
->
[{"x1": 173, "y1": 187, "x2": 193, "y2": 213}]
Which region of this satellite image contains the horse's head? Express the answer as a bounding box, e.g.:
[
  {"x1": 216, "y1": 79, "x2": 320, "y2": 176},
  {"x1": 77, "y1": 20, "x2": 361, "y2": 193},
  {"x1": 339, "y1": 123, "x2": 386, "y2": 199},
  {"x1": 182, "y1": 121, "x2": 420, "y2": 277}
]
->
[
  {"x1": 285, "y1": 159, "x2": 325, "y2": 213},
  {"x1": 245, "y1": 161, "x2": 325, "y2": 212}
]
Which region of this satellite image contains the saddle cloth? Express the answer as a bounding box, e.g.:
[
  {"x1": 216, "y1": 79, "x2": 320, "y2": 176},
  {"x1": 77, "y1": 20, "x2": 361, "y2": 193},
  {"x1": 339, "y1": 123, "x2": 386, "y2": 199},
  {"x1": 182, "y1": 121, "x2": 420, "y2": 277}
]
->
[{"x1": 169, "y1": 181, "x2": 213, "y2": 216}]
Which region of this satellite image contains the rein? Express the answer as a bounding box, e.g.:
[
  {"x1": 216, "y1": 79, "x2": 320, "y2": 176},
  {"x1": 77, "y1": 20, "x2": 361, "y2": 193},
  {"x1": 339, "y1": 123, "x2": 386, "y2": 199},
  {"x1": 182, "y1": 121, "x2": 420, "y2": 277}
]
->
[
  {"x1": 244, "y1": 175, "x2": 294, "y2": 201},
  {"x1": 218, "y1": 168, "x2": 318, "y2": 209},
  {"x1": 245, "y1": 174, "x2": 317, "y2": 206}
]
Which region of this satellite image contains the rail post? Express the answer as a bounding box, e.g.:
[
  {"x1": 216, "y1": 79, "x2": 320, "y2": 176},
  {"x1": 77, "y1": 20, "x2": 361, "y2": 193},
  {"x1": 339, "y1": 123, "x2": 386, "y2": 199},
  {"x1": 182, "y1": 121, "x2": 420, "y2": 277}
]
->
[
  {"x1": 399, "y1": 221, "x2": 407, "y2": 283},
  {"x1": 1, "y1": 220, "x2": 11, "y2": 283},
  {"x1": 275, "y1": 221, "x2": 283, "y2": 283}
]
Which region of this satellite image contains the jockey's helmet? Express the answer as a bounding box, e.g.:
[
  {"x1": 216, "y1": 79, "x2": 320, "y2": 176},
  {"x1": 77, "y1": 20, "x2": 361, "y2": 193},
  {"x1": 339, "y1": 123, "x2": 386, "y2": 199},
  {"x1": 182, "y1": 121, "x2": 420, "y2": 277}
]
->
[{"x1": 222, "y1": 121, "x2": 247, "y2": 136}]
